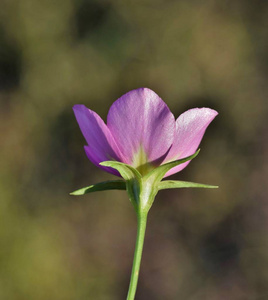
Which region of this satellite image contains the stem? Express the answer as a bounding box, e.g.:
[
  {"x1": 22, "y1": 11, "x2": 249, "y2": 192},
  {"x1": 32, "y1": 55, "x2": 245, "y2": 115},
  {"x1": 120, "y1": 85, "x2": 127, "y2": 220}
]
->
[{"x1": 126, "y1": 211, "x2": 148, "y2": 300}]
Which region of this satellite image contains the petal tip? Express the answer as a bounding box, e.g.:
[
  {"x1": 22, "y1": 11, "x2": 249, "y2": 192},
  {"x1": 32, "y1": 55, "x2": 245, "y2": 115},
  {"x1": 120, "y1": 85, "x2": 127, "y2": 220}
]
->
[
  {"x1": 202, "y1": 107, "x2": 219, "y2": 118},
  {"x1": 72, "y1": 104, "x2": 86, "y2": 113},
  {"x1": 197, "y1": 107, "x2": 218, "y2": 115},
  {"x1": 185, "y1": 107, "x2": 219, "y2": 123},
  {"x1": 208, "y1": 108, "x2": 219, "y2": 117}
]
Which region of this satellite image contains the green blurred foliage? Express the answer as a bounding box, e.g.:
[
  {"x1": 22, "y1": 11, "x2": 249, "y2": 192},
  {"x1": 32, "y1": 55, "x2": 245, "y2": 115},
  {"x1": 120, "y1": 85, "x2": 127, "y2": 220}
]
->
[{"x1": 1, "y1": 0, "x2": 268, "y2": 299}]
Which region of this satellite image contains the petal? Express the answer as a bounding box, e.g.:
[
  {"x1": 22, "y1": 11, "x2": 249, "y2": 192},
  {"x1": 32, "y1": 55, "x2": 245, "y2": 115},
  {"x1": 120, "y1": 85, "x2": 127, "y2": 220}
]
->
[
  {"x1": 73, "y1": 105, "x2": 123, "y2": 175},
  {"x1": 84, "y1": 146, "x2": 120, "y2": 176},
  {"x1": 107, "y1": 88, "x2": 175, "y2": 166},
  {"x1": 163, "y1": 108, "x2": 218, "y2": 177}
]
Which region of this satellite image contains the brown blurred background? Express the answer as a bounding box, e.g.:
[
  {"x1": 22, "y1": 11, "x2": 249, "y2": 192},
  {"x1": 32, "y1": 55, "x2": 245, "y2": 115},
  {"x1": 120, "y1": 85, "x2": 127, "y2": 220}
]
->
[{"x1": 1, "y1": 0, "x2": 268, "y2": 299}]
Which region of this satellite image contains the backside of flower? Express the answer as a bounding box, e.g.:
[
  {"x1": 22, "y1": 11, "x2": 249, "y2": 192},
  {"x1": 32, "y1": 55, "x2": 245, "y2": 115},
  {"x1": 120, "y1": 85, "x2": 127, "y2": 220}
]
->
[{"x1": 70, "y1": 88, "x2": 218, "y2": 299}]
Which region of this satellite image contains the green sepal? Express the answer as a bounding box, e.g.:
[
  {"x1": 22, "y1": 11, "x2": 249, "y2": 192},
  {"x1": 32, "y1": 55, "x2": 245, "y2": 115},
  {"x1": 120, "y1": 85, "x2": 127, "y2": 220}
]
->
[
  {"x1": 158, "y1": 180, "x2": 218, "y2": 190},
  {"x1": 70, "y1": 150, "x2": 217, "y2": 215},
  {"x1": 100, "y1": 161, "x2": 142, "y2": 211},
  {"x1": 100, "y1": 161, "x2": 141, "y2": 180},
  {"x1": 143, "y1": 150, "x2": 200, "y2": 185},
  {"x1": 70, "y1": 180, "x2": 126, "y2": 195},
  {"x1": 99, "y1": 150, "x2": 200, "y2": 213}
]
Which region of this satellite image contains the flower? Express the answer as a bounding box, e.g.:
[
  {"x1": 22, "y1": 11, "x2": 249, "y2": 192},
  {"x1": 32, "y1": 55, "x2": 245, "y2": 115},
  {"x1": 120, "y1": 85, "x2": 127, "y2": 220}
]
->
[
  {"x1": 73, "y1": 88, "x2": 218, "y2": 177},
  {"x1": 72, "y1": 88, "x2": 219, "y2": 300}
]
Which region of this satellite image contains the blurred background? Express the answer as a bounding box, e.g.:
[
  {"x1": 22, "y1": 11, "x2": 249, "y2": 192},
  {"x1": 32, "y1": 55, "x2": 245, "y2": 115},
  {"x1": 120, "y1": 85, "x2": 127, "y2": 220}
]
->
[{"x1": 1, "y1": 0, "x2": 268, "y2": 299}]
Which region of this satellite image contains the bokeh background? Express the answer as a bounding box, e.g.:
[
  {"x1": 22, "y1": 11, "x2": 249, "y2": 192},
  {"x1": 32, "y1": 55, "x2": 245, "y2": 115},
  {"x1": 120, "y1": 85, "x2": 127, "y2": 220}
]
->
[{"x1": 1, "y1": 0, "x2": 268, "y2": 299}]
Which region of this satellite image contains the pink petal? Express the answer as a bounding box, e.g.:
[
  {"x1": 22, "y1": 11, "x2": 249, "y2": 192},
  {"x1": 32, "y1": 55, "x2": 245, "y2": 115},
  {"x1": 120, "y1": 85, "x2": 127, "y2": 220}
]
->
[
  {"x1": 73, "y1": 105, "x2": 123, "y2": 176},
  {"x1": 163, "y1": 108, "x2": 218, "y2": 177},
  {"x1": 107, "y1": 88, "x2": 175, "y2": 166},
  {"x1": 84, "y1": 146, "x2": 120, "y2": 176}
]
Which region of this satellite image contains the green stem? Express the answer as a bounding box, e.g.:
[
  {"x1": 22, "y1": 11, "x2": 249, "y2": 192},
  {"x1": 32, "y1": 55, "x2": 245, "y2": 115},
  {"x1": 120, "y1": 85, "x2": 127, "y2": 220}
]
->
[{"x1": 126, "y1": 211, "x2": 148, "y2": 300}]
